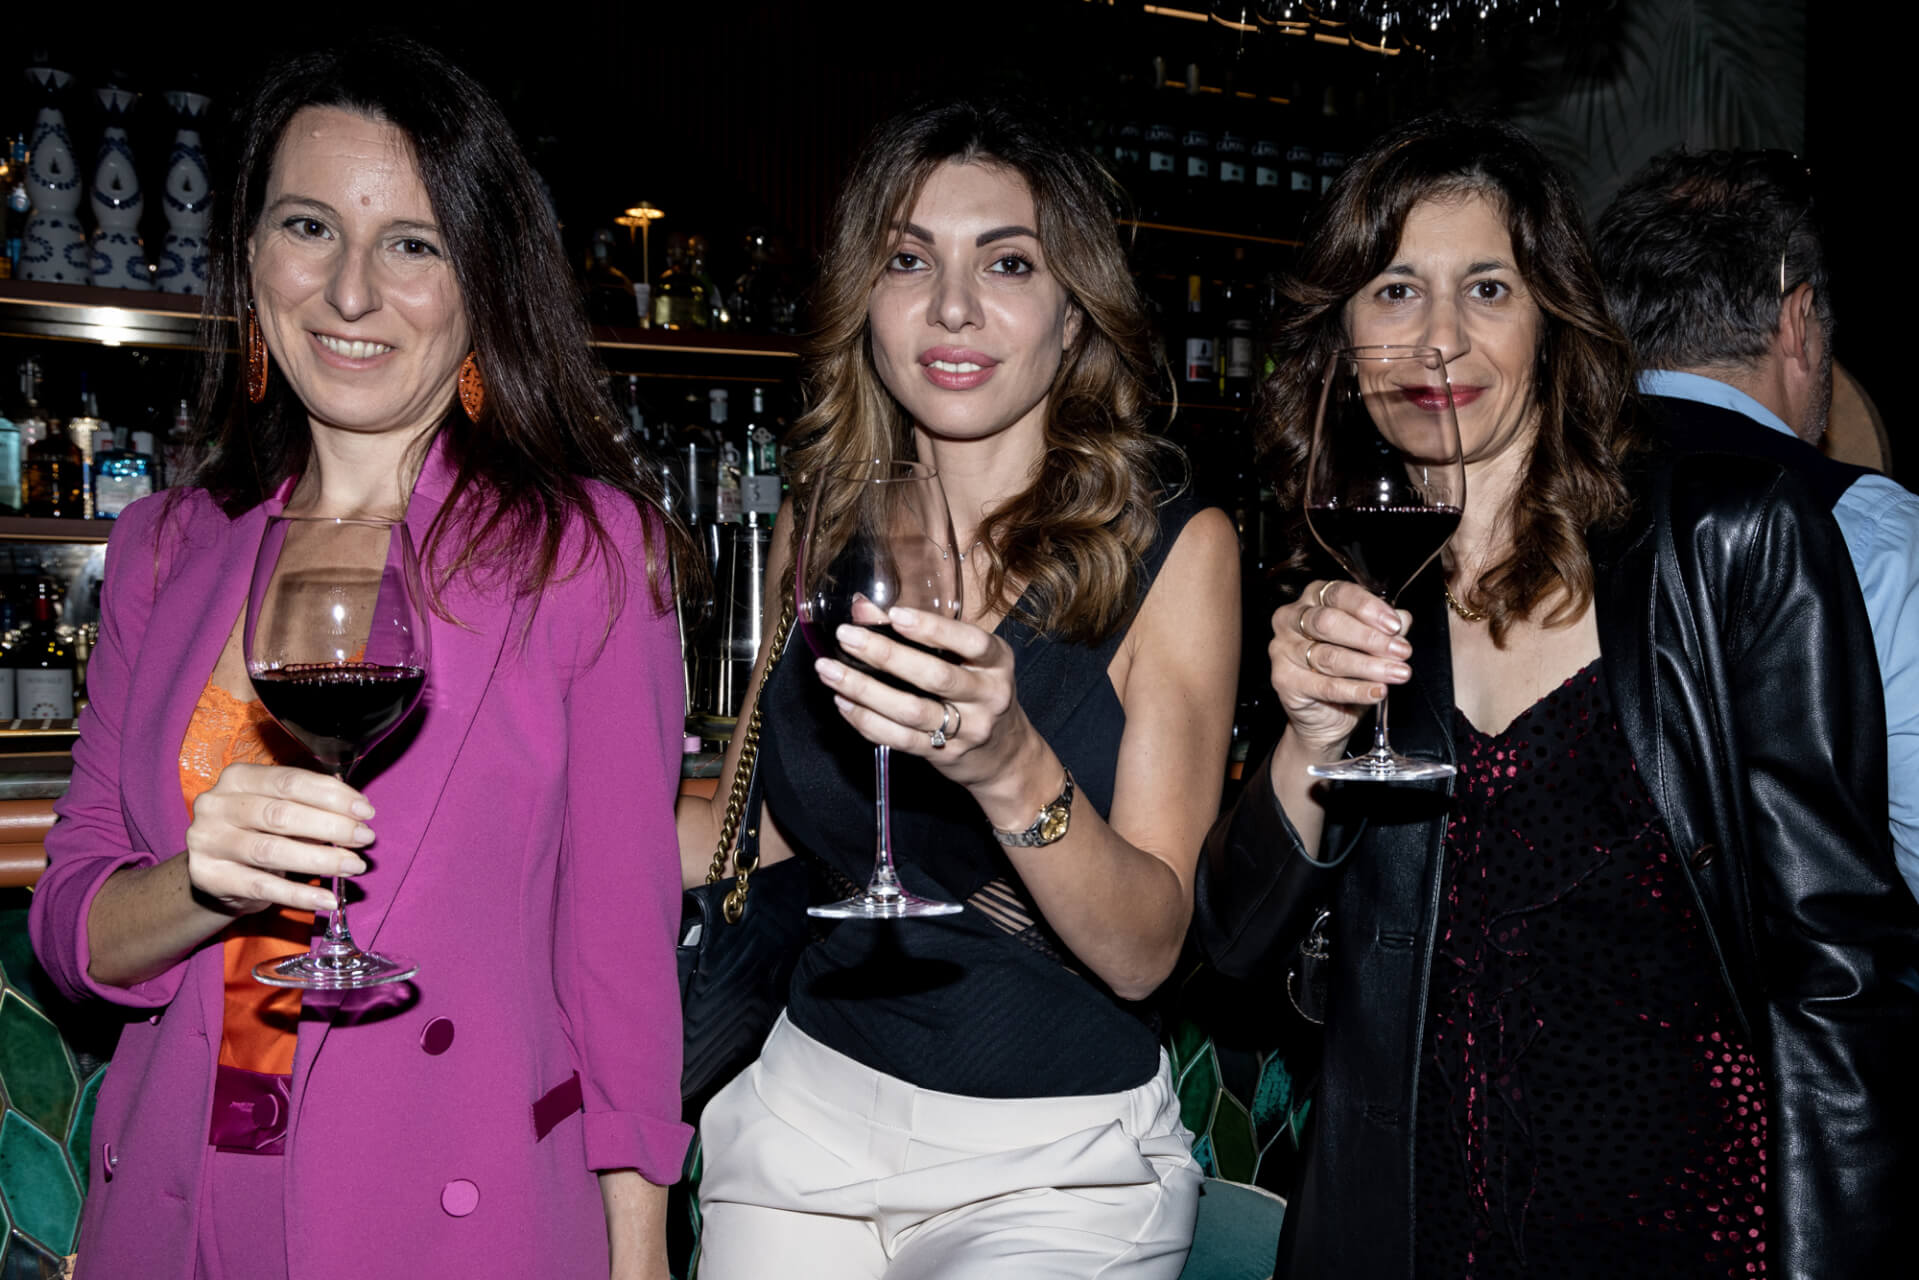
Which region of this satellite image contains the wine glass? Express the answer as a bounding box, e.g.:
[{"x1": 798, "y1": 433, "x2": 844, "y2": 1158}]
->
[
  {"x1": 244, "y1": 515, "x2": 431, "y2": 987},
  {"x1": 796, "y1": 459, "x2": 964, "y2": 918},
  {"x1": 1303, "y1": 345, "x2": 1465, "y2": 782}
]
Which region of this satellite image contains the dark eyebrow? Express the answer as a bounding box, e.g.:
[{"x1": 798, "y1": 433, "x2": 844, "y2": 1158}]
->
[
  {"x1": 1467, "y1": 259, "x2": 1514, "y2": 274},
  {"x1": 900, "y1": 221, "x2": 935, "y2": 242},
  {"x1": 263, "y1": 197, "x2": 440, "y2": 238},
  {"x1": 976, "y1": 224, "x2": 1038, "y2": 246},
  {"x1": 265, "y1": 194, "x2": 340, "y2": 219}
]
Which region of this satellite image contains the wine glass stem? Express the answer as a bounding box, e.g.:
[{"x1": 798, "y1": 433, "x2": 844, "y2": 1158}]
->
[
  {"x1": 1372, "y1": 686, "x2": 1394, "y2": 757},
  {"x1": 868, "y1": 743, "x2": 903, "y2": 900},
  {"x1": 322, "y1": 761, "x2": 359, "y2": 951}
]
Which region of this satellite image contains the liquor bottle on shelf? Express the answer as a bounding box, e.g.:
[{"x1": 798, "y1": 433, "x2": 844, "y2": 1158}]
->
[
  {"x1": 1177, "y1": 272, "x2": 1217, "y2": 406},
  {"x1": 583, "y1": 228, "x2": 636, "y2": 327},
  {"x1": 0, "y1": 382, "x2": 19, "y2": 511},
  {"x1": 1249, "y1": 101, "x2": 1283, "y2": 237},
  {"x1": 19, "y1": 63, "x2": 88, "y2": 285},
  {"x1": 165, "y1": 398, "x2": 194, "y2": 486},
  {"x1": 688, "y1": 236, "x2": 727, "y2": 329},
  {"x1": 711, "y1": 389, "x2": 742, "y2": 525},
  {"x1": 740, "y1": 386, "x2": 781, "y2": 526},
  {"x1": 68, "y1": 376, "x2": 106, "y2": 518},
  {"x1": 2, "y1": 135, "x2": 27, "y2": 279},
  {"x1": 89, "y1": 83, "x2": 151, "y2": 291},
  {"x1": 1178, "y1": 65, "x2": 1214, "y2": 221},
  {"x1": 13, "y1": 580, "x2": 75, "y2": 718},
  {"x1": 1109, "y1": 74, "x2": 1145, "y2": 199},
  {"x1": 1284, "y1": 91, "x2": 1317, "y2": 235},
  {"x1": 13, "y1": 358, "x2": 48, "y2": 450},
  {"x1": 155, "y1": 90, "x2": 213, "y2": 295},
  {"x1": 652, "y1": 233, "x2": 710, "y2": 331},
  {"x1": 1141, "y1": 59, "x2": 1178, "y2": 222},
  {"x1": 1215, "y1": 117, "x2": 1251, "y2": 232},
  {"x1": 23, "y1": 412, "x2": 84, "y2": 519},
  {"x1": 1219, "y1": 253, "x2": 1257, "y2": 407},
  {"x1": 1316, "y1": 85, "x2": 1349, "y2": 196},
  {"x1": 91, "y1": 424, "x2": 154, "y2": 517},
  {"x1": 728, "y1": 228, "x2": 795, "y2": 335}
]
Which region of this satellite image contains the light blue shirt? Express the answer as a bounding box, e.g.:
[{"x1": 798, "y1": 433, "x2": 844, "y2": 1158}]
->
[{"x1": 1643, "y1": 370, "x2": 1919, "y2": 899}]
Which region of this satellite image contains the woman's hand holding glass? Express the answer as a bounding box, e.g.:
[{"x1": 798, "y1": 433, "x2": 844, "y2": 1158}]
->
[
  {"x1": 183, "y1": 762, "x2": 375, "y2": 917},
  {"x1": 1269, "y1": 581, "x2": 1414, "y2": 763},
  {"x1": 817, "y1": 605, "x2": 1038, "y2": 803}
]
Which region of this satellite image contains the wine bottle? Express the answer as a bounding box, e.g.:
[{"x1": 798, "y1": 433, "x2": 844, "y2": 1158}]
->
[
  {"x1": 582, "y1": 228, "x2": 636, "y2": 327},
  {"x1": 15, "y1": 580, "x2": 74, "y2": 719},
  {"x1": 1178, "y1": 64, "x2": 1213, "y2": 221},
  {"x1": 712, "y1": 389, "x2": 742, "y2": 525},
  {"x1": 1220, "y1": 251, "x2": 1257, "y2": 406},
  {"x1": 1179, "y1": 273, "x2": 1217, "y2": 406},
  {"x1": 740, "y1": 386, "x2": 781, "y2": 526},
  {"x1": 1142, "y1": 59, "x2": 1178, "y2": 222},
  {"x1": 23, "y1": 416, "x2": 83, "y2": 518}
]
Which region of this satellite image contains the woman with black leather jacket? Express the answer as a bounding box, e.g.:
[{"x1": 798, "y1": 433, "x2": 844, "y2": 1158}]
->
[{"x1": 1196, "y1": 113, "x2": 1919, "y2": 1280}]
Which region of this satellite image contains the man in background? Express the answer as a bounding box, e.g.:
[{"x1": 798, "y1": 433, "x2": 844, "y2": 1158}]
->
[{"x1": 1596, "y1": 148, "x2": 1919, "y2": 900}]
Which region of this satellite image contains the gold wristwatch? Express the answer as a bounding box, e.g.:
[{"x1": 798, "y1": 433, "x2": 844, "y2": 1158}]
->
[{"x1": 992, "y1": 769, "x2": 1076, "y2": 847}]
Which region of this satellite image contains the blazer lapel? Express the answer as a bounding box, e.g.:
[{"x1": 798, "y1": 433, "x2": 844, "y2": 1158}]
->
[{"x1": 289, "y1": 438, "x2": 514, "y2": 1083}]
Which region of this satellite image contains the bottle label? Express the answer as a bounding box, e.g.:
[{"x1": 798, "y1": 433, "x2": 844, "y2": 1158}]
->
[
  {"x1": 17, "y1": 668, "x2": 74, "y2": 719},
  {"x1": 94, "y1": 473, "x2": 151, "y2": 517},
  {"x1": 1186, "y1": 156, "x2": 1211, "y2": 180},
  {"x1": 1184, "y1": 338, "x2": 1215, "y2": 383},
  {"x1": 1149, "y1": 151, "x2": 1176, "y2": 173},
  {"x1": 1219, "y1": 162, "x2": 1247, "y2": 185},
  {"x1": 1226, "y1": 335, "x2": 1256, "y2": 380},
  {"x1": 1291, "y1": 170, "x2": 1316, "y2": 193},
  {"x1": 0, "y1": 670, "x2": 13, "y2": 719},
  {"x1": 1255, "y1": 166, "x2": 1281, "y2": 188},
  {"x1": 743, "y1": 474, "x2": 782, "y2": 516},
  {"x1": 750, "y1": 427, "x2": 779, "y2": 475}
]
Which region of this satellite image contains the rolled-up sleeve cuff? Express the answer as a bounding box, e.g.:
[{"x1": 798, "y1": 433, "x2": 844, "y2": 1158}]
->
[
  {"x1": 583, "y1": 1110, "x2": 696, "y2": 1184},
  {"x1": 32, "y1": 849, "x2": 188, "y2": 1009}
]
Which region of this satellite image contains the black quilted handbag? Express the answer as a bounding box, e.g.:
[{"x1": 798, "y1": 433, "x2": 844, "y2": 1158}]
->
[{"x1": 677, "y1": 598, "x2": 813, "y2": 1103}]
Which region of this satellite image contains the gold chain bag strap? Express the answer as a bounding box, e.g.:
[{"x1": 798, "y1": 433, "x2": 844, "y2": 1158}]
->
[{"x1": 678, "y1": 596, "x2": 812, "y2": 1104}]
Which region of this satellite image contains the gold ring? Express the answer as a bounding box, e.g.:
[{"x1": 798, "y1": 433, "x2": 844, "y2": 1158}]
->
[
  {"x1": 1294, "y1": 606, "x2": 1311, "y2": 639},
  {"x1": 1303, "y1": 641, "x2": 1322, "y2": 674},
  {"x1": 1316, "y1": 581, "x2": 1335, "y2": 608}
]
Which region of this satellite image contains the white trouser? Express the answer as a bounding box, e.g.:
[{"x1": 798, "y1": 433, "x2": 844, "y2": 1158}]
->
[{"x1": 697, "y1": 1014, "x2": 1203, "y2": 1280}]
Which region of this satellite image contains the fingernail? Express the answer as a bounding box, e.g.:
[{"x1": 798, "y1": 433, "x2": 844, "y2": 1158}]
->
[
  {"x1": 1371, "y1": 685, "x2": 1387, "y2": 702},
  {"x1": 836, "y1": 625, "x2": 867, "y2": 650},
  {"x1": 832, "y1": 694, "x2": 854, "y2": 714},
  {"x1": 816, "y1": 657, "x2": 844, "y2": 684},
  {"x1": 350, "y1": 800, "x2": 375, "y2": 820},
  {"x1": 890, "y1": 607, "x2": 919, "y2": 628},
  {"x1": 311, "y1": 888, "x2": 339, "y2": 911},
  {"x1": 1381, "y1": 613, "x2": 1403, "y2": 634},
  {"x1": 1389, "y1": 639, "x2": 1412, "y2": 658},
  {"x1": 340, "y1": 855, "x2": 368, "y2": 876},
  {"x1": 350, "y1": 824, "x2": 375, "y2": 845},
  {"x1": 1389, "y1": 664, "x2": 1411, "y2": 681}
]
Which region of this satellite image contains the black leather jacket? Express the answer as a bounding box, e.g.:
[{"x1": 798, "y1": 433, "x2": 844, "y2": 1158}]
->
[{"x1": 1197, "y1": 449, "x2": 1919, "y2": 1279}]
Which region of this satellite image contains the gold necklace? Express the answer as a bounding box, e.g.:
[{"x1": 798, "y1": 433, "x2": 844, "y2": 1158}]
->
[{"x1": 1444, "y1": 585, "x2": 1487, "y2": 623}]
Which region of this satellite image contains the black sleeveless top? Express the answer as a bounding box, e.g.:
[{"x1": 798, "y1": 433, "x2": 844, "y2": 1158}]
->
[{"x1": 759, "y1": 493, "x2": 1202, "y2": 1098}]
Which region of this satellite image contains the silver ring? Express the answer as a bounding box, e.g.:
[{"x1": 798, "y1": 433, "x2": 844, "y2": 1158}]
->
[
  {"x1": 929, "y1": 700, "x2": 958, "y2": 749},
  {"x1": 1316, "y1": 581, "x2": 1335, "y2": 608},
  {"x1": 1303, "y1": 641, "x2": 1323, "y2": 674}
]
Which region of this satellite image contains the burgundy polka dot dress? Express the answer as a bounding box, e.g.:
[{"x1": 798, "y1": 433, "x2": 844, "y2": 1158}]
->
[{"x1": 1413, "y1": 660, "x2": 1769, "y2": 1279}]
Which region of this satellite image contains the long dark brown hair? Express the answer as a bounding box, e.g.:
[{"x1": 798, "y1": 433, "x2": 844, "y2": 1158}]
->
[
  {"x1": 190, "y1": 34, "x2": 693, "y2": 615},
  {"x1": 1263, "y1": 113, "x2": 1644, "y2": 642},
  {"x1": 787, "y1": 96, "x2": 1172, "y2": 644}
]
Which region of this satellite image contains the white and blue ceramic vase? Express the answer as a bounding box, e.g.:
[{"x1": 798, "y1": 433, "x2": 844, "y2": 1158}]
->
[
  {"x1": 90, "y1": 85, "x2": 151, "y2": 290},
  {"x1": 18, "y1": 65, "x2": 89, "y2": 284},
  {"x1": 155, "y1": 90, "x2": 211, "y2": 295}
]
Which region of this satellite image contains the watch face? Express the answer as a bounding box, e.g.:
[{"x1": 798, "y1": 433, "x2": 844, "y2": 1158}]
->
[{"x1": 1038, "y1": 805, "x2": 1070, "y2": 844}]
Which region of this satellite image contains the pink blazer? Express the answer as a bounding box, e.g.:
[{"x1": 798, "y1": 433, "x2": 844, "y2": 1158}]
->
[{"x1": 30, "y1": 443, "x2": 691, "y2": 1279}]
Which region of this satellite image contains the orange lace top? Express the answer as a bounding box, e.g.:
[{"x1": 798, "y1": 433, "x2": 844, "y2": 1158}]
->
[{"x1": 179, "y1": 680, "x2": 311, "y2": 1076}]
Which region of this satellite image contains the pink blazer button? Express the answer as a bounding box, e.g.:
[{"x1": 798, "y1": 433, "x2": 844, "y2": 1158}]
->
[
  {"x1": 420, "y1": 1017, "x2": 456, "y2": 1055},
  {"x1": 441, "y1": 1179, "x2": 480, "y2": 1217}
]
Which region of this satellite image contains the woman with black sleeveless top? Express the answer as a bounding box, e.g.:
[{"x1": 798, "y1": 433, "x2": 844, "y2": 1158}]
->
[{"x1": 676, "y1": 97, "x2": 1240, "y2": 1279}]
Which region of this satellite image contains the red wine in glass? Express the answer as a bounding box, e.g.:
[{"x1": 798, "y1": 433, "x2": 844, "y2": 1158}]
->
[
  {"x1": 1303, "y1": 345, "x2": 1466, "y2": 782},
  {"x1": 796, "y1": 459, "x2": 964, "y2": 919},
  {"x1": 245, "y1": 515, "x2": 431, "y2": 988}
]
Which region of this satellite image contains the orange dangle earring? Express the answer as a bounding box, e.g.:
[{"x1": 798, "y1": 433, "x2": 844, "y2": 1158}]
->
[
  {"x1": 245, "y1": 301, "x2": 269, "y2": 404},
  {"x1": 458, "y1": 351, "x2": 485, "y2": 422}
]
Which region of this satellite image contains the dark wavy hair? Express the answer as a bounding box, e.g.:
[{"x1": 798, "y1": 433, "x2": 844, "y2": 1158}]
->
[
  {"x1": 1594, "y1": 148, "x2": 1831, "y2": 372},
  {"x1": 188, "y1": 34, "x2": 693, "y2": 616},
  {"x1": 1260, "y1": 112, "x2": 1644, "y2": 643},
  {"x1": 786, "y1": 96, "x2": 1173, "y2": 645}
]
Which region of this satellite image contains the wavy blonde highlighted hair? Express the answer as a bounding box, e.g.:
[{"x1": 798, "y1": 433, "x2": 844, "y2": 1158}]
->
[{"x1": 786, "y1": 97, "x2": 1175, "y2": 645}]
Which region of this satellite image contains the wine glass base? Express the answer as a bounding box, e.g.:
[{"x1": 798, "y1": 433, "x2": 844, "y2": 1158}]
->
[
  {"x1": 252, "y1": 948, "x2": 418, "y2": 990},
  {"x1": 808, "y1": 890, "x2": 964, "y2": 920},
  {"x1": 1309, "y1": 752, "x2": 1456, "y2": 782}
]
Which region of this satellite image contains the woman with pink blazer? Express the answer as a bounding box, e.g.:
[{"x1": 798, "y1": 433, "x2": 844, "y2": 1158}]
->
[{"x1": 28, "y1": 36, "x2": 693, "y2": 1280}]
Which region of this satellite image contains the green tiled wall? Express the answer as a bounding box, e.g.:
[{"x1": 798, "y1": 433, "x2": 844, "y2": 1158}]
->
[{"x1": 0, "y1": 889, "x2": 116, "y2": 1276}]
